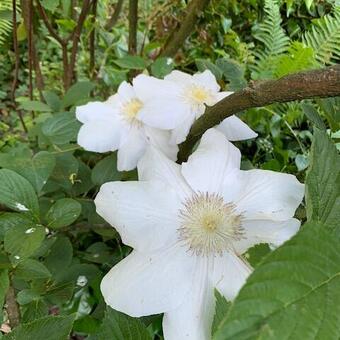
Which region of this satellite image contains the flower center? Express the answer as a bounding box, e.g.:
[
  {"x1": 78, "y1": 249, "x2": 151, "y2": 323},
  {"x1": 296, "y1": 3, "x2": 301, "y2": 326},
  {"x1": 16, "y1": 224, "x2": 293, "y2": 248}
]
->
[
  {"x1": 122, "y1": 99, "x2": 143, "y2": 126},
  {"x1": 187, "y1": 85, "x2": 211, "y2": 104},
  {"x1": 178, "y1": 192, "x2": 244, "y2": 256}
]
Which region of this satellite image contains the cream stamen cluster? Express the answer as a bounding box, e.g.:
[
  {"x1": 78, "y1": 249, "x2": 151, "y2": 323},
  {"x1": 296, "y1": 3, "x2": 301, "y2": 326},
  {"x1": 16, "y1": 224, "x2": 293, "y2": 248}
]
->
[
  {"x1": 122, "y1": 98, "x2": 143, "y2": 127},
  {"x1": 178, "y1": 192, "x2": 244, "y2": 256}
]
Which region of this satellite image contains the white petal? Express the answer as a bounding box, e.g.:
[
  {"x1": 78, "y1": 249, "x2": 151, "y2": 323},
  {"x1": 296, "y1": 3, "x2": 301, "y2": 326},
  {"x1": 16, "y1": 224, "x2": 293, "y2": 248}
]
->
[
  {"x1": 163, "y1": 258, "x2": 215, "y2": 340},
  {"x1": 101, "y1": 246, "x2": 195, "y2": 317},
  {"x1": 213, "y1": 91, "x2": 233, "y2": 103},
  {"x1": 144, "y1": 126, "x2": 178, "y2": 161},
  {"x1": 117, "y1": 129, "x2": 146, "y2": 171},
  {"x1": 211, "y1": 251, "x2": 252, "y2": 301},
  {"x1": 193, "y1": 70, "x2": 220, "y2": 93},
  {"x1": 95, "y1": 180, "x2": 180, "y2": 251},
  {"x1": 76, "y1": 101, "x2": 118, "y2": 123},
  {"x1": 138, "y1": 146, "x2": 192, "y2": 200},
  {"x1": 233, "y1": 218, "x2": 301, "y2": 255},
  {"x1": 216, "y1": 115, "x2": 257, "y2": 141},
  {"x1": 164, "y1": 70, "x2": 193, "y2": 86},
  {"x1": 77, "y1": 121, "x2": 121, "y2": 153},
  {"x1": 232, "y1": 169, "x2": 305, "y2": 221},
  {"x1": 117, "y1": 81, "x2": 136, "y2": 102},
  {"x1": 181, "y1": 129, "x2": 241, "y2": 193},
  {"x1": 170, "y1": 113, "x2": 196, "y2": 144}
]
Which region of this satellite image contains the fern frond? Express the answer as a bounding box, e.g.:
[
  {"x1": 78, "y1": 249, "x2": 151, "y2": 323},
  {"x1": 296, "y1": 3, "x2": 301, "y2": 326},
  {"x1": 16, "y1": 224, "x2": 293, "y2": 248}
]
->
[
  {"x1": 303, "y1": 6, "x2": 340, "y2": 64},
  {"x1": 251, "y1": 0, "x2": 290, "y2": 80},
  {"x1": 0, "y1": 0, "x2": 20, "y2": 47}
]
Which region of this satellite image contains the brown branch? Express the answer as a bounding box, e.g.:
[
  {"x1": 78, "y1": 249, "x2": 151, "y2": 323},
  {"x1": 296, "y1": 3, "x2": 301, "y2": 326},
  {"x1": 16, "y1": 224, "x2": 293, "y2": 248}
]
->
[
  {"x1": 177, "y1": 65, "x2": 340, "y2": 162},
  {"x1": 65, "y1": 0, "x2": 92, "y2": 89},
  {"x1": 35, "y1": 0, "x2": 67, "y2": 46},
  {"x1": 159, "y1": 0, "x2": 210, "y2": 58},
  {"x1": 105, "y1": 0, "x2": 125, "y2": 30},
  {"x1": 89, "y1": 0, "x2": 97, "y2": 79},
  {"x1": 128, "y1": 0, "x2": 138, "y2": 54},
  {"x1": 5, "y1": 284, "x2": 20, "y2": 328}
]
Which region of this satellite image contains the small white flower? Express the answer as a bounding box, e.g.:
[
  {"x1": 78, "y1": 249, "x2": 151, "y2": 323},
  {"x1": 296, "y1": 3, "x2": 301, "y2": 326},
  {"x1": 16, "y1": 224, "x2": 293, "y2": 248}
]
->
[
  {"x1": 76, "y1": 79, "x2": 178, "y2": 171},
  {"x1": 134, "y1": 70, "x2": 257, "y2": 144},
  {"x1": 95, "y1": 129, "x2": 304, "y2": 340}
]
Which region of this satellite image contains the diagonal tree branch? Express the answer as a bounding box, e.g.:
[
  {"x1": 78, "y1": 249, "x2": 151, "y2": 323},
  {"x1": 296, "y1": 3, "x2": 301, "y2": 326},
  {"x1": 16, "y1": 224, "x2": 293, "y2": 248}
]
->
[
  {"x1": 128, "y1": 0, "x2": 138, "y2": 54},
  {"x1": 177, "y1": 65, "x2": 340, "y2": 162},
  {"x1": 159, "y1": 0, "x2": 210, "y2": 58}
]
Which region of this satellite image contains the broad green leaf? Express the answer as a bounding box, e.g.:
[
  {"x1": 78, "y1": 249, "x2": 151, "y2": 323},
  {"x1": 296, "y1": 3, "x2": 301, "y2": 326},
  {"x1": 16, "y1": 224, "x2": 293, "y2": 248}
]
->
[
  {"x1": 151, "y1": 57, "x2": 174, "y2": 78},
  {"x1": 46, "y1": 198, "x2": 81, "y2": 229},
  {"x1": 43, "y1": 90, "x2": 62, "y2": 112},
  {"x1": 0, "y1": 213, "x2": 33, "y2": 238},
  {"x1": 91, "y1": 154, "x2": 122, "y2": 186},
  {"x1": 42, "y1": 112, "x2": 80, "y2": 145},
  {"x1": 0, "y1": 169, "x2": 39, "y2": 217},
  {"x1": 0, "y1": 270, "x2": 9, "y2": 322},
  {"x1": 306, "y1": 129, "x2": 340, "y2": 233},
  {"x1": 4, "y1": 315, "x2": 75, "y2": 340},
  {"x1": 4, "y1": 225, "x2": 45, "y2": 259},
  {"x1": 196, "y1": 59, "x2": 223, "y2": 80},
  {"x1": 213, "y1": 223, "x2": 340, "y2": 340},
  {"x1": 19, "y1": 100, "x2": 52, "y2": 112},
  {"x1": 90, "y1": 307, "x2": 151, "y2": 340},
  {"x1": 41, "y1": 0, "x2": 59, "y2": 12},
  {"x1": 62, "y1": 81, "x2": 95, "y2": 108},
  {"x1": 113, "y1": 56, "x2": 149, "y2": 70},
  {"x1": 17, "y1": 289, "x2": 41, "y2": 305},
  {"x1": 72, "y1": 160, "x2": 94, "y2": 195},
  {"x1": 15, "y1": 259, "x2": 51, "y2": 280},
  {"x1": 216, "y1": 58, "x2": 247, "y2": 91},
  {"x1": 318, "y1": 97, "x2": 340, "y2": 132},
  {"x1": 0, "y1": 151, "x2": 56, "y2": 194},
  {"x1": 212, "y1": 290, "x2": 230, "y2": 335},
  {"x1": 301, "y1": 103, "x2": 326, "y2": 130},
  {"x1": 44, "y1": 236, "x2": 73, "y2": 277}
]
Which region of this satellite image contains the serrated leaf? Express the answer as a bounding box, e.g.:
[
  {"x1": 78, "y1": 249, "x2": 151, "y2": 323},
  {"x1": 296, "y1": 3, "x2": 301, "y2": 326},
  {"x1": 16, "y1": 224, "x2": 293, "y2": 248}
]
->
[
  {"x1": 212, "y1": 290, "x2": 230, "y2": 336},
  {"x1": 4, "y1": 315, "x2": 75, "y2": 340},
  {"x1": 213, "y1": 223, "x2": 340, "y2": 340},
  {"x1": 42, "y1": 112, "x2": 80, "y2": 145},
  {"x1": 91, "y1": 154, "x2": 122, "y2": 186},
  {"x1": 62, "y1": 81, "x2": 95, "y2": 108},
  {"x1": 4, "y1": 225, "x2": 45, "y2": 259},
  {"x1": 46, "y1": 198, "x2": 81, "y2": 229},
  {"x1": 301, "y1": 103, "x2": 326, "y2": 130},
  {"x1": 43, "y1": 90, "x2": 62, "y2": 112},
  {"x1": 0, "y1": 169, "x2": 39, "y2": 218},
  {"x1": 306, "y1": 129, "x2": 340, "y2": 233},
  {"x1": 15, "y1": 259, "x2": 51, "y2": 280},
  {"x1": 216, "y1": 58, "x2": 247, "y2": 91},
  {"x1": 90, "y1": 307, "x2": 151, "y2": 340}
]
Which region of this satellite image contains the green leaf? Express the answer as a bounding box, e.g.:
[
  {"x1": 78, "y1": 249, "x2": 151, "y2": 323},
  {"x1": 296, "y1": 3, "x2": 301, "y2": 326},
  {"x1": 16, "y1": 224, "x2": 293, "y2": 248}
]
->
[
  {"x1": 62, "y1": 81, "x2": 95, "y2": 108},
  {"x1": 19, "y1": 100, "x2": 52, "y2": 112},
  {"x1": 196, "y1": 59, "x2": 223, "y2": 80},
  {"x1": 43, "y1": 90, "x2": 62, "y2": 112},
  {"x1": 216, "y1": 58, "x2": 247, "y2": 91},
  {"x1": 0, "y1": 169, "x2": 39, "y2": 217},
  {"x1": 4, "y1": 315, "x2": 75, "y2": 340},
  {"x1": 42, "y1": 112, "x2": 80, "y2": 145},
  {"x1": 41, "y1": 0, "x2": 60, "y2": 12},
  {"x1": 90, "y1": 307, "x2": 151, "y2": 340},
  {"x1": 0, "y1": 213, "x2": 33, "y2": 238},
  {"x1": 306, "y1": 129, "x2": 340, "y2": 233},
  {"x1": 213, "y1": 222, "x2": 340, "y2": 340},
  {"x1": 91, "y1": 154, "x2": 122, "y2": 186},
  {"x1": 151, "y1": 57, "x2": 174, "y2": 78},
  {"x1": 15, "y1": 259, "x2": 51, "y2": 280},
  {"x1": 44, "y1": 236, "x2": 73, "y2": 277},
  {"x1": 0, "y1": 151, "x2": 56, "y2": 194},
  {"x1": 0, "y1": 270, "x2": 9, "y2": 320},
  {"x1": 318, "y1": 97, "x2": 340, "y2": 132},
  {"x1": 113, "y1": 56, "x2": 149, "y2": 70},
  {"x1": 4, "y1": 225, "x2": 45, "y2": 259},
  {"x1": 212, "y1": 290, "x2": 230, "y2": 336},
  {"x1": 301, "y1": 103, "x2": 326, "y2": 130},
  {"x1": 46, "y1": 198, "x2": 81, "y2": 229},
  {"x1": 17, "y1": 289, "x2": 42, "y2": 305}
]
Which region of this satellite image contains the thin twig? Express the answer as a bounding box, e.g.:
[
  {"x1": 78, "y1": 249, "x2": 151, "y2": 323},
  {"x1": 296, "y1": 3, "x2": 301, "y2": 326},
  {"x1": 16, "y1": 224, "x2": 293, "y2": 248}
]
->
[
  {"x1": 128, "y1": 0, "x2": 138, "y2": 54},
  {"x1": 105, "y1": 0, "x2": 125, "y2": 30},
  {"x1": 89, "y1": 0, "x2": 97, "y2": 79}
]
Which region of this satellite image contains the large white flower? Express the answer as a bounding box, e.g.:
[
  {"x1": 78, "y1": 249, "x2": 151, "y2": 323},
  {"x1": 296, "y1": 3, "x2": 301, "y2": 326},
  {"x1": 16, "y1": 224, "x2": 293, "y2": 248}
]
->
[
  {"x1": 76, "y1": 79, "x2": 178, "y2": 171},
  {"x1": 134, "y1": 70, "x2": 257, "y2": 144},
  {"x1": 95, "y1": 129, "x2": 304, "y2": 340}
]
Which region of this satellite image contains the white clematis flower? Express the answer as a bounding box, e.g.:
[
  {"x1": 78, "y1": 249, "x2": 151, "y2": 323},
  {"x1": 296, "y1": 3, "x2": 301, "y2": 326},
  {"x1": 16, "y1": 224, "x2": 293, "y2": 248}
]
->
[
  {"x1": 134, "y1": 70, "x2": 257, "y2": 144},
  {"x1": 76, "y1": 79, "x2": 178, "y2": 171},
  {"x1": 95, "y1": 129, "x2": 304, "y2": 340}
]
